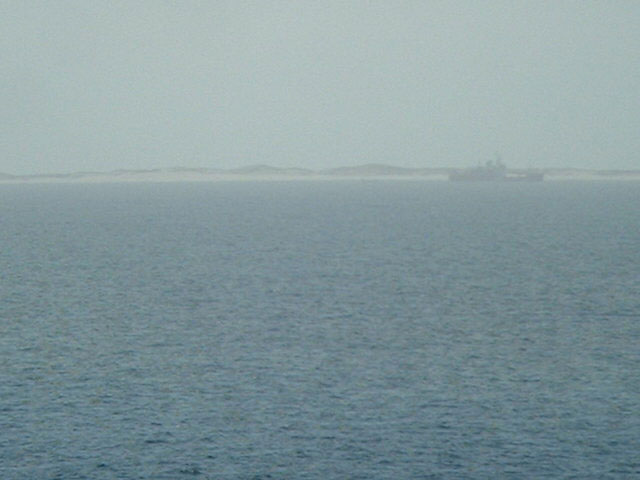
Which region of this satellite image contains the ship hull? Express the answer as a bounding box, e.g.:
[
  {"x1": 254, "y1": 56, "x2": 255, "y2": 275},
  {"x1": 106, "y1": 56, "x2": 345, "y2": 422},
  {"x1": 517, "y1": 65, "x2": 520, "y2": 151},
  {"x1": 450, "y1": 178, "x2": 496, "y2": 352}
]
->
[{"x1": 449, "y1": 172, "x2": 544, "y2": 182}]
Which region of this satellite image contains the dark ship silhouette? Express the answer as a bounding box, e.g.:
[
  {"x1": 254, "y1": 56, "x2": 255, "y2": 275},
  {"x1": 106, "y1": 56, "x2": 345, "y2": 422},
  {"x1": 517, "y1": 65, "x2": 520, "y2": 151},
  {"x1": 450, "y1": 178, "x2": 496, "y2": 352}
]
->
[{"x1": 449, "y1": 158, "x2": 543, "y2": 182}]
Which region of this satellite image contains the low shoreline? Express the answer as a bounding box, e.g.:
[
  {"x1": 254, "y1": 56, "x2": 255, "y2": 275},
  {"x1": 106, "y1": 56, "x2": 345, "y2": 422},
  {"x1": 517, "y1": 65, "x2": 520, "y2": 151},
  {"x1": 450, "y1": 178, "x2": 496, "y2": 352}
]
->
[{"x1": 2, "y1": 167, "x2": 640, "y2": 184}]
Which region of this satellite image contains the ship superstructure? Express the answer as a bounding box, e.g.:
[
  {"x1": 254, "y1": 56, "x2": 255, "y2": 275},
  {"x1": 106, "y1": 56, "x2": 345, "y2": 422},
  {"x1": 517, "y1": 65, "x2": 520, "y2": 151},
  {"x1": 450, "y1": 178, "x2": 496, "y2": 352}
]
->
[{"x1": 449, "y1": 159, "x2": 543, "y2": 182}]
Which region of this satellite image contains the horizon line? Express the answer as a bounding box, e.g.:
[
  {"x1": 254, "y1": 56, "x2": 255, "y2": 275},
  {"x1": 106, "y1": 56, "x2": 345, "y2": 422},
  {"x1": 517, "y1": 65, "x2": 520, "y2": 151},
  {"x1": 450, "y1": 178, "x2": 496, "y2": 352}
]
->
[{"x1": 3, "y1": 163, "x2": 640, "y2": 179}]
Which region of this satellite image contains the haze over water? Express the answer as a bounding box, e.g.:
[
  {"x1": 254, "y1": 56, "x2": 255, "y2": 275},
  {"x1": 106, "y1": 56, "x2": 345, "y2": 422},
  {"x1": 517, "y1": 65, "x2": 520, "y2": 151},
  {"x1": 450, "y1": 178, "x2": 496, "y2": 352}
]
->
[
  {"x1": 3, "y1": 2, "x2": 640, "y2": 175},
  {"x1": 1, "y1": 181, "x2": 639, "y2": 479}
]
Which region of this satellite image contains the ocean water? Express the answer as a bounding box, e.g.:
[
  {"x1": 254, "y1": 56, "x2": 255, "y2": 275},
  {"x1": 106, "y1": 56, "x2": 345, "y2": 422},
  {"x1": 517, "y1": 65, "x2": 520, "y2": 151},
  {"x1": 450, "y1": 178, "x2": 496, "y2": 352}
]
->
[{"x1": 1, "y1": 180, "x2": 639, "y2": 479}]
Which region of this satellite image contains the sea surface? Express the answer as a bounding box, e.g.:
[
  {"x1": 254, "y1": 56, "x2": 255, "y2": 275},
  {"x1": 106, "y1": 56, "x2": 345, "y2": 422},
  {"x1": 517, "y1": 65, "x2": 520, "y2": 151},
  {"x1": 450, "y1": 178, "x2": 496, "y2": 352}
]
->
[{"x1": 1, "y1": 180, "x2": 639, "y2": 479}]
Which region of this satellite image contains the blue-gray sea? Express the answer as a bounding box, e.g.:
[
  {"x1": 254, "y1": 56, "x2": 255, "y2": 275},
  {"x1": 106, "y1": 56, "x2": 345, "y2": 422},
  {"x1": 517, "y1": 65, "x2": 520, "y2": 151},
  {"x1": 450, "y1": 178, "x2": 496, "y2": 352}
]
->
[{"x1": 1, "y1": 180, "x2": 639, "y2": 479}]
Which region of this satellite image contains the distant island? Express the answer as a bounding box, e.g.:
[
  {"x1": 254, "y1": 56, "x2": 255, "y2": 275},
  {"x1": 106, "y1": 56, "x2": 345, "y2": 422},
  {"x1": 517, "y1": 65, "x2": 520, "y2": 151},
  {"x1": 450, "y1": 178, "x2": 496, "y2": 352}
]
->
[{"x1": 1, "y1": 164, "x2": 639, "y2": 183}]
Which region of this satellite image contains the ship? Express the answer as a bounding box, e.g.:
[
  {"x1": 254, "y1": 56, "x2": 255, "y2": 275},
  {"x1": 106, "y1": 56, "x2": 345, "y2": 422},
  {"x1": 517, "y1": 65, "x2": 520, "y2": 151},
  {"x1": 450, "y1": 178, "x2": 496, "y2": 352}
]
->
[{"x1": 449, "y1": 158, "x2": 544, "y2": 182}]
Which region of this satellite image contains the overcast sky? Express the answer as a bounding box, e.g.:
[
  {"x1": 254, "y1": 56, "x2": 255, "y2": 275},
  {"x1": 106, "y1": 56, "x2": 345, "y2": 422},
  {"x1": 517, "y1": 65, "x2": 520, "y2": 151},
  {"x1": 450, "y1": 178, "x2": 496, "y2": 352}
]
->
[{"x1": 2, "y1": 1, "x2": 639, "y2": 174}]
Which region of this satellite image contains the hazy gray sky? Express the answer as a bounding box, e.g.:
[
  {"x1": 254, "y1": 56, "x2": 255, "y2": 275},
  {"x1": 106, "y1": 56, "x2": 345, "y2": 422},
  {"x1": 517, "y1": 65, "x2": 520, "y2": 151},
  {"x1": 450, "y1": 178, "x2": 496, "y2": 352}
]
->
[{"x1": 2, "y1": 1, "x2": 639, "y2": 174}]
